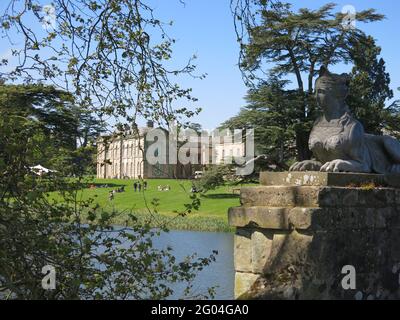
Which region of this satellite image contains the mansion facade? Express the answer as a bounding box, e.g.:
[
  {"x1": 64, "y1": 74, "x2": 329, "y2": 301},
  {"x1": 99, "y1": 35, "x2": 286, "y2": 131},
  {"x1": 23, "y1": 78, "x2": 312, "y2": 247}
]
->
[
  {"x1": 96, "y1": 122, "x2": 247, "y2": 179},
  {"x1": 96, "y1": 121, "x2": 189, "y2": 179}
]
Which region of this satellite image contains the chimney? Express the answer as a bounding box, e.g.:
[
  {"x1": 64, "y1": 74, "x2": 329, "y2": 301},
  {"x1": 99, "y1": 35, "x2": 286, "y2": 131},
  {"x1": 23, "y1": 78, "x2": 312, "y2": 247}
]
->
[{"x1": 146, "y1": 120, "x2": 154, "y2": 128}]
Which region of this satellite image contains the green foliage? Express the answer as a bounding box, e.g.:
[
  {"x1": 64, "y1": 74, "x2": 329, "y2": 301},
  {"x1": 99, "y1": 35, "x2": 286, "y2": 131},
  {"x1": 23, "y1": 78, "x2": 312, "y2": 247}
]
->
[
  {"x1": 52, "y1": 145, "x2": 98, "y2": 176},
  {"x1": 0, "y1": 0, "x2": 214, "y2": 300},
  {"x1": 0, "y1": 83, "x2": 77, "y2": 151},
  {"x1": 221, "y1": 82, "x2": 313, "y2": 166},
  {"x1": 194, "y1": 165, "x2": 235, "y2": 193},
  {"x1": 0, "y1": 188, "x2": 217, "y2": 299},
  {"x1": 0, "y1": 83, "x2": 103, "y2": 175},
  {"x1": 238, "y1": 1, "x2": 383, "y2": 86},
  {"x1": 74, "y1": 108, "x2": 107, "y2": 148},
  {"x1": 384, "y1": 88, "x2": 400, "y2": 139},
  {"x1": 0, "y1": 0, "x2": 203, "y2": 128},
  {"x1": 0, "y1": 111, "x2": 217, "y2": 299},
  {"x1": 347, "y1": 35, "x2": 394, "y2": 135},
  {"x1": 230, "y1": 1, "x2": 394, "y2": 162}
]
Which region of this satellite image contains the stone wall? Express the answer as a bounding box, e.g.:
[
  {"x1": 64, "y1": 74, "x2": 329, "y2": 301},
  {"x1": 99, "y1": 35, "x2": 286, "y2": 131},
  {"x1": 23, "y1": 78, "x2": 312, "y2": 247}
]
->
[{"x1": 228, "y1": 171, "x2": 400, "y2": 300}]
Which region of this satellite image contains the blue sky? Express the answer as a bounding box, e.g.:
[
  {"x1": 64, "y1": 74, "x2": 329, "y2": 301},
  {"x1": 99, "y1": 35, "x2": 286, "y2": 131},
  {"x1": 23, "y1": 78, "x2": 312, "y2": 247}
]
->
[
  {"x1": 1, "y1": 0, "x2": 399, "y2": 129},
  {"x1": 146, "y1": 0, "x2": 400, "y2": 129}
]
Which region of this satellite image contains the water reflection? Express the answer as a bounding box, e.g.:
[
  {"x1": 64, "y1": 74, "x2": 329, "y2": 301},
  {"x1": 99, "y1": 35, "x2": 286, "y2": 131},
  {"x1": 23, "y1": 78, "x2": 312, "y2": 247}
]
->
[{"x1": 152, "y1": 230, "x2": 234, "y2": 300}]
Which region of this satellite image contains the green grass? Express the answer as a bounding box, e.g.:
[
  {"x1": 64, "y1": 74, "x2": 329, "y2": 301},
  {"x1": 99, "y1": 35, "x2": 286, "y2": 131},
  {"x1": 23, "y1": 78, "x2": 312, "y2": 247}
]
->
[{"x1": 50, "y1": 178, "x2": 252, "y2": 232}]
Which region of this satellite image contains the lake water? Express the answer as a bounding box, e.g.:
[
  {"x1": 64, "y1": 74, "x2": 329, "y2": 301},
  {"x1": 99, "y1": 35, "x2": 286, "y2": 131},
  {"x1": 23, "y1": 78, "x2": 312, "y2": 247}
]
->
[{"x1": 153, "y1": 230, "x2": 234, "y2": 300}]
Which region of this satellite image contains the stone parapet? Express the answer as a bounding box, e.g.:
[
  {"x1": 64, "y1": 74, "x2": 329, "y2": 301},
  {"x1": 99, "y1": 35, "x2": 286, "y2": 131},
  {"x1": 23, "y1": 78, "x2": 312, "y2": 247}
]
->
[
  {"x1": 260, "y1": 171, "x2": 400, "y2": 188},
  {"x1": 229, "y1": 171, "x2": 400, "y2": 299},
  {"x1": 229, "y1": 206, "x2": 400, "y2": 231},
  {"x1": 240, "y1": 186, "x2": 400, "y2": 208}
]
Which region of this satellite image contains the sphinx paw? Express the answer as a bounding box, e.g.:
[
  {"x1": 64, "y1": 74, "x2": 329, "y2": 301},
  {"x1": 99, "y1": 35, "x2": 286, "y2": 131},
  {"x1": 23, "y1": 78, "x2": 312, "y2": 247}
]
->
[
  {"x1": 320, "y1": 160, "x2": 346, "y2": 172},
  {"x1": 289, "y1": 160, "x2": 322, "y2": 172}
]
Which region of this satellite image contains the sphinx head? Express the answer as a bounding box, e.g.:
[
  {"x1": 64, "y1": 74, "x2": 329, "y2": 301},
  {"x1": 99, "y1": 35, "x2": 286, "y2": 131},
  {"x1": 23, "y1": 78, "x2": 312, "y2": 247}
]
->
[{"x1": 315, "y1": 66, "x2": 350, "y2": 113}]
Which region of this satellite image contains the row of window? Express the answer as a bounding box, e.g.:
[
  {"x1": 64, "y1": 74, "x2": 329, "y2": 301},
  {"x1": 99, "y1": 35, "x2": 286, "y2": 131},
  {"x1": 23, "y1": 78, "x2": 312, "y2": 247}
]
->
[
  {"x1": 99, "y1": 161, "x2": 143, "y2": 177},
  {"x1": 221, "y1": 148, "x2": 243, "y2": 158},
  {"x1": 100, "y1": 142, "x2": 244, "y2": 161},
  {"x1": 104, "y1": 143, "x2": 144, "y2": 159}
]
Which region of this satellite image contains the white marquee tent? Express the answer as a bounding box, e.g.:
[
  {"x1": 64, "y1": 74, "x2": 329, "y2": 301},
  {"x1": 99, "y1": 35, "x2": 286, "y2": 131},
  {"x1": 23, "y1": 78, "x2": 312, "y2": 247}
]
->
[{"x1": 30, "y1": 164, "x2": 57, "y2": 176}]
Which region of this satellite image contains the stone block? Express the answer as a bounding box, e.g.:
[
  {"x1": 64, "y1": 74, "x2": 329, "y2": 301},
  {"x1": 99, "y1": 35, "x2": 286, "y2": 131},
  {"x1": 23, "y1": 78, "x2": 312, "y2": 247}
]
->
[
  {"x1": 288, "y1": 207, "x2": 322, "y2": 230},
  {"x1": 261, "y1": 171, "x2": 328, "y2": 186},
  {"x1": 240, "y1": 186, "x2": 321, "y2": 207},
  {"x1": 395, "y1": 190, "x2": 400, "y2": 205},
  {"x1": 240, "y1": 185, "x2": 398, "y2": 208},
  {"x1": 260, "y1": 171, "x2": 400, "y2": 188},
  {"x1": 318, "y1": 187, "x2": 395, "y2": 208},
  {"x1": 234, "y1": 228, "x2": 252, "y2": 272},
  {"x1": 263, "y1": 231, "x2": 313, "y2": 273},
  {"x1": 235, "y1": 272, "x2": 259, "y2": 299},
  {"x1": 240, "y1": 185, "x2": 399, "y2": 208},
  {"x1": 232, "y1": 205, "x2": 398, "y2": 233},
  {"x1": 228, "y1": 206, "x2": 290, "y2": 229},
  {"x1": 251, "y1": 230, "x2": 273, "y2": 274}
]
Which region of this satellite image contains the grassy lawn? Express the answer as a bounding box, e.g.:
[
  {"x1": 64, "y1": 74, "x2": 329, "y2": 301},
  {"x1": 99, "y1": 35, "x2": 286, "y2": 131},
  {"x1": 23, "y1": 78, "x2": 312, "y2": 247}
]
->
[{"x1": 50, "y1": 178, "x2": 251, "y2": 232}]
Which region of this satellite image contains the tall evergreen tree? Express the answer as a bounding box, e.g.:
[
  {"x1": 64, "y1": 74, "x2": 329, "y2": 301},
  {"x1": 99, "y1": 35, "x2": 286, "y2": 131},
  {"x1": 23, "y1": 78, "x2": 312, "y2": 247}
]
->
[
  {"x1": 0, "y1": 83, "x2": 106, "y2": 174},
  {"x1": 231, "y1": 1, "x2": 384, "y2": 160},
  {"x1": 221, "y1": 79, "x2": 301, "y2": 167},
  {"x1": 0, "y1": 84, "x2": 77, "y2": 150},
  {"x1": 347, "y1": 35, "x2": 393, "y2": 135}
]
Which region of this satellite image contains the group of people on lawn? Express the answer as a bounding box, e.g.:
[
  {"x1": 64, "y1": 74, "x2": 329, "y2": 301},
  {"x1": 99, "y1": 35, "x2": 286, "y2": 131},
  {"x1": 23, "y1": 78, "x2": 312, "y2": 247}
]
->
[
  {"x1": 108, "y1": 180, "x2": 147, "y2": 201},
  {"x1": 133, "y1": 180, "x2": 147, "y2": 192},
  {"x1": 108, "y1": 180, "x2": 177, "y2": 201}
]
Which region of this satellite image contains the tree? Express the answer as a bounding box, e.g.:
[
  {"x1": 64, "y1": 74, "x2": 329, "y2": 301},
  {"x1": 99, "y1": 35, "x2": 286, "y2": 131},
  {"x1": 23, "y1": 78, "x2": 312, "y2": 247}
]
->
[
  {"x1": 0, "y1": 83, "x2": 78, "y2": 150},
  {"x1": 223, "y1": 34, "x2": 396, "y2": 168},
  {"x1": 0, "y1": 83, "x2": 104, "y2": 175},
  {"x1": 230, "y1": 1, "x2": 384, "y2": 160},
  {"x1": 74, "y1": 108, "x2": 107, "y2": 148},
  {"x1": 347, "y1": 35, "x2": 393, "y2": 135},
  {"x1": 383, "y1": 88, "x2": 400, "y2": 139},
  {"x1": 70, "y1": 108, "x2": 107, "y2": 176},
  {"x1": 194, "y1": 165, "x2": 232, "y2": 193},
  {"x1": 0, "y1": 0, "x2": 202, "y2": 130},
  {"x1": 0, "y1": 98, "x2": 216, "y2": 299},
  {"x1": 0, "y1": 83, "x2": 81, "y2": 178},
  {"x1": 221, "y1": 80, "x2": 301, "y2": 168},
  {"x1": 0, "y1": 0, "x2": 215, "y2": 300}
]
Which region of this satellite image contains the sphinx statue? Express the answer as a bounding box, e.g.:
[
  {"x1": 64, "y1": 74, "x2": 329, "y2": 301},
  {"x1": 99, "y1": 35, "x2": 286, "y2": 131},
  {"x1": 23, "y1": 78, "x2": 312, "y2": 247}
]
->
[{"x1": 289, "y1": 66, "x2": 400, "y2": 173}]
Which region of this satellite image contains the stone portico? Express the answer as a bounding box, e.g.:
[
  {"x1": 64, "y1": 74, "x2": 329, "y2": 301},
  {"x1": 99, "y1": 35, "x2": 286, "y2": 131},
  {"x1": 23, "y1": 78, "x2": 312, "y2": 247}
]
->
[{"x1": 229, "y1": 171, "x2": 400, "y2": 299}]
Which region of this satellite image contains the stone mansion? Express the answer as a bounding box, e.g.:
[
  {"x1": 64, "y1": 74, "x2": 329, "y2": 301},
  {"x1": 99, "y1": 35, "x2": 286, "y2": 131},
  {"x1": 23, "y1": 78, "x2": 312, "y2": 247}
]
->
[{"x1": 96, "y1": 121, "x2": 247, "y2": 179}]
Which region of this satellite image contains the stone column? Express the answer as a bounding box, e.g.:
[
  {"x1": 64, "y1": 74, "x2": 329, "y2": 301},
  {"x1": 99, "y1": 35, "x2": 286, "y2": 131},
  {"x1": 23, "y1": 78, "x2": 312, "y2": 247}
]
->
[
  {"x1": 119, "y1": 138, "x2": 123, "y2": 179},
  {"x1": 229, "y1": 171, "x2": 400, "y2": 300}
]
